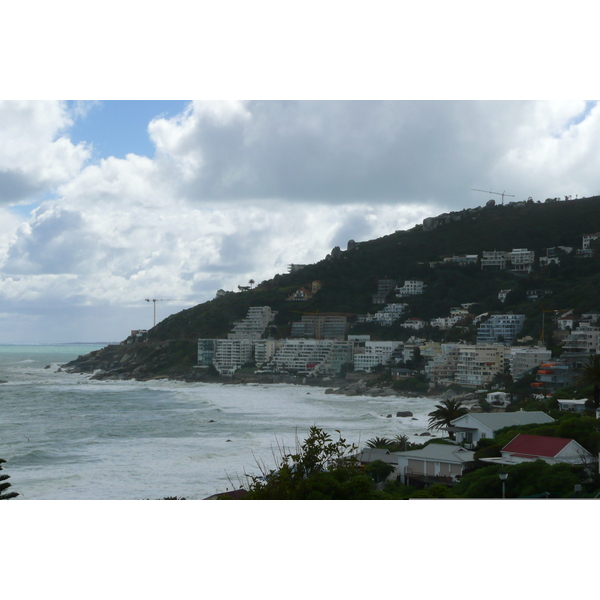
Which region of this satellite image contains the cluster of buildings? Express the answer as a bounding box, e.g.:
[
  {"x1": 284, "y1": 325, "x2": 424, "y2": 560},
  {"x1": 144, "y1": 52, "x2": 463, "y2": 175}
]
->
[
  {"x1": 196, "y1": 302, "x2": 600, "y2": 399},
  {"x1": 357, "y1": 411, "x2": 594, "y2": 489},
  {"x1": 422, "y1": 232, "x2": 600, "y2": 273}
]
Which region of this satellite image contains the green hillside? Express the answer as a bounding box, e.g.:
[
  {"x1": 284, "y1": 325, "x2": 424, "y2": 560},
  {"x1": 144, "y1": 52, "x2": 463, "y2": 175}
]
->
[{"x1": 64, "y1": 195, "x2": 600, "y2": 377}]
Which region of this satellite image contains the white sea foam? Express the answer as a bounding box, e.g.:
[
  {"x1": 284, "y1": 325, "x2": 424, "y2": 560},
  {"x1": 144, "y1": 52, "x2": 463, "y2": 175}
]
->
[{"x1": 0, "y1": 345, "x2": 441, "y2": 500}]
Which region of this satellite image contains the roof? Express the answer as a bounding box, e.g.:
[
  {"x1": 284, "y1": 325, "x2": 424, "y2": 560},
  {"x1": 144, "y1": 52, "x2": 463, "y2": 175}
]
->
[
  {"x1": 392, "y1": 444, "x2": 474, "y2": 464},
  {"x1": 357, "y1": 448, "x2": 396, "y2": 464},
  {"x1": 502, "y1": 434, "x2": 572, "y2": 458},
  {"x1": 450, "y1": 411, "x2": 554, "y2": 432}
]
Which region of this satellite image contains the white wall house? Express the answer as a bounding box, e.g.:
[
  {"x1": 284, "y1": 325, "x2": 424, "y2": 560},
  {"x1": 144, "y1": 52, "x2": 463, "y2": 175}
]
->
[
  {"x1": 447, "y1": 411, "x2": 554, "y2": 447},
  {"x1": 481, "y1": 434, "x2": 593, "y2": 466},
  {"x1": 393, "y1": 445, "x2": 475, "y2": 486},
  {"x1": 402, "y1": 317, "x2": 427, "y2": 330},
  {"x1": 561, "y1": 327, "x2": 600, "y2": 358}
]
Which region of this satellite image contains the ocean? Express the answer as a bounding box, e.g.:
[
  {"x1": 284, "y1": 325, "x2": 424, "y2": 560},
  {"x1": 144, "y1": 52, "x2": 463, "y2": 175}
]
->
[{"x1": 0, "y1": 344, "x2": 441, "y2": 500}]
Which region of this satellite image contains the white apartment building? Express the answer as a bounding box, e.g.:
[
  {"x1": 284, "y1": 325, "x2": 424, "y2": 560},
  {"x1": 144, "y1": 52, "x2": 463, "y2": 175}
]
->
[
  {"x1": 454, "y1": 344, "x2": 505, "y2": 388},
  {"x1": 253, "y1": 339, "x2": 283, "y2": 367},
  {"x1": 509, "y1": 346, "x2": 552, "y2": 380},
  {"x1": 395, "y1": 280, "x2": 426, "y2": 297},
  {"x1": 481, "y1": 251, "x2": 509, "y2": 270},
  {"x1": 424, "y1": 343, "x2": 463, "y2": 385},
  {"x1": 576, "y1": 233, "x2": 600, "y2": 258},
  {"x1": 477, "y1": 314, "x2": 526, "y2": 345},
  {"x1": 509, "y1": 248, "x2": 535, "y2": 272},
  {"x1": 561, "y1": 327, "x2": 600, "y2": 359},
  {"x1": 374, "y1": 303, "x2": 408, "y2": 325},
  {"x1": 353, "y1": 341, "x2": 402, "y2": 372},
  {"x1": 198, "y1": 339, "x2": 253, "y2": 376},
  {"x1": 267, "y1": 339, "x2": 353, "y2": 376},
  {"x1": 228, "y1": 306, "x2": 278, "y2": 340},
  {"x1": 430, "y1": 315, "x2": 462, "y2": 330},
  {"x1": 442, "y1": 254, "x2": 478, "y2": 266}
]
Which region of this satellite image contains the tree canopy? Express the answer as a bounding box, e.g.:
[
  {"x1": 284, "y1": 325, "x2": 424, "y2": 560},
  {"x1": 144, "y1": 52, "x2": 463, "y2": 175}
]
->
[
  {"x1": 244, "y1": 426, "x2": 384, "y2": 500},
  {"x1": 0, "y1": 458, "x2": 19, "y2": 500}
]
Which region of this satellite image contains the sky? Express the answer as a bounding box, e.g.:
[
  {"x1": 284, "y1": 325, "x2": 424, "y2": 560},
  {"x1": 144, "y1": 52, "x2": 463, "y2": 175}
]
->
[
  {"x1": 2, "y1": 99, "x2": 600, "y2": 343},
  {"x1": 1, "y1": 3, "x2": 600, "y2": 344}
]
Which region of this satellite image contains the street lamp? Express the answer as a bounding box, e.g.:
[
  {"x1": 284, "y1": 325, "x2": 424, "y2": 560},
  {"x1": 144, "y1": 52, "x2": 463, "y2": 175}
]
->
[{"x1": 498, "y1": 470, "x2": 508, "y2": 499}]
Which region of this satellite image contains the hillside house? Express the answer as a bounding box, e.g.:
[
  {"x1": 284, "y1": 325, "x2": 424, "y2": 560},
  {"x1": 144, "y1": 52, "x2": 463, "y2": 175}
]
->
[
  {"x1": 481, "y1": 434, "x2": 593, "y2": 466},
  {"x1": 447, "y1": 411, "x2": 554, "y2": 447},
  {"x1": 578, "y1": 233, "x2": 600, "y2": 257},
  {"x1": 395, "y1": 280, "x2": 426, "y2": 297},
  {"x1": 539, "y1": 246, "x2": 572, "y2": 266},
  {"x1": 392, "y1": 444, "x2": 475, "y2": 486},
  {"x1": 402, "y1": 317, "x2": 427, "y2": 330},
  {"x1": 481, "y1": 251, "x2": 509, "y2": 270},
  {"x1": 557, "y1": 399, "x2": 588, "y2": 413},
  {"x1": 509, "y1": 248, "x2": 535, "y2": 272}
]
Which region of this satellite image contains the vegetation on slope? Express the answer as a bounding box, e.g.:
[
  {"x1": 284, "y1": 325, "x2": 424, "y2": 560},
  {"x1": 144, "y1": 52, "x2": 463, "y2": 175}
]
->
[{"x1": 66, "y1": 195, "x2": 600, "y2": 376}]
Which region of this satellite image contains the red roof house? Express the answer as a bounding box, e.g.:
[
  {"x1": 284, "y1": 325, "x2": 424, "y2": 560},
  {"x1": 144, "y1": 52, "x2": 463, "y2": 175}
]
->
[{"x1": 498, "y1": 434, "x2": 593, "y2": 466}]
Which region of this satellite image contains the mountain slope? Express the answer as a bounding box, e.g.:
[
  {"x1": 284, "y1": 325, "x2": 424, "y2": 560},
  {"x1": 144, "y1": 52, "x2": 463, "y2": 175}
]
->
[{"x1": 64, "y1": 195, "x2": 600, "y2": 378}]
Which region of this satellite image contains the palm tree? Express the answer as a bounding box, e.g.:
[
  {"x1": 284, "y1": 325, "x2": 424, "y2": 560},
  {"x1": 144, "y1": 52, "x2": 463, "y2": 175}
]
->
[
  {"x1": 392, "y1": 434, "x2": 411, "y2": 452},
  {"x1": 249, "y1": 279, "x2": 255, "y2": 289},
  {"x1": 366, "y1": 436, "x2": 393, "y2": 449},
  {"x1": 427, "y1": 399, "x2": 468, "y2": 439},
  {"x1": 576, "y1": 354, "x2": 600, "y2": 409}
]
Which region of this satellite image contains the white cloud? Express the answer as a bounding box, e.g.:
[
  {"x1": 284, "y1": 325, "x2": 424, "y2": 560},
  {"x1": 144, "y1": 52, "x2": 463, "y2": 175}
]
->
[
  {"x1": 0, "y1": 101, "x2": 90, "y2": 204},
  {"x1": 2, "y1": 99, "x2": 600, "y2": 342}
]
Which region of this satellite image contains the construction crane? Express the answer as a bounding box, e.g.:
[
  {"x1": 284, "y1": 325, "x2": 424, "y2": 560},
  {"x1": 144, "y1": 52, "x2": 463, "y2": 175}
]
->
[
  {"x1": 471, "y1": 188, "x2": 515, "y2": 206},
  {"x1": 145, "y1": 298, "x2": 184, "y2": 327}
]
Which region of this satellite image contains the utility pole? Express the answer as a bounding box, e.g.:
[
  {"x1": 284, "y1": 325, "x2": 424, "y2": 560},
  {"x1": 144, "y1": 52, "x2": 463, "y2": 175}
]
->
[{"x1": 472, "y1": 188, "x2": 515, "y2": 206}]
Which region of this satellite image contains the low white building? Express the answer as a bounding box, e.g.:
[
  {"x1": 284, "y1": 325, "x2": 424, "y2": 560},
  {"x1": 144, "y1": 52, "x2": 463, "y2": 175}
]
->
[
  {"x1": 393, "y1": 445, "x2": 475, "y2": 486},
  {"x1": 557, "y1": 398, "x2": 588, "y2": 413},
  {"x1": 447, "y1": 411, "x2": 554, "y2": 447},
  {"x1": 498, "y1": 289, "x2": 512, "y2": 303},
  {"x1": 486, "y1": 391, "x2": 510, "y2": 407},
  {"x1": 482, "y1": 433, "x2": 593, "y2": 466},
  {"x1": 402, "y1": 317, "x2": 427, "y2": 330}
]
